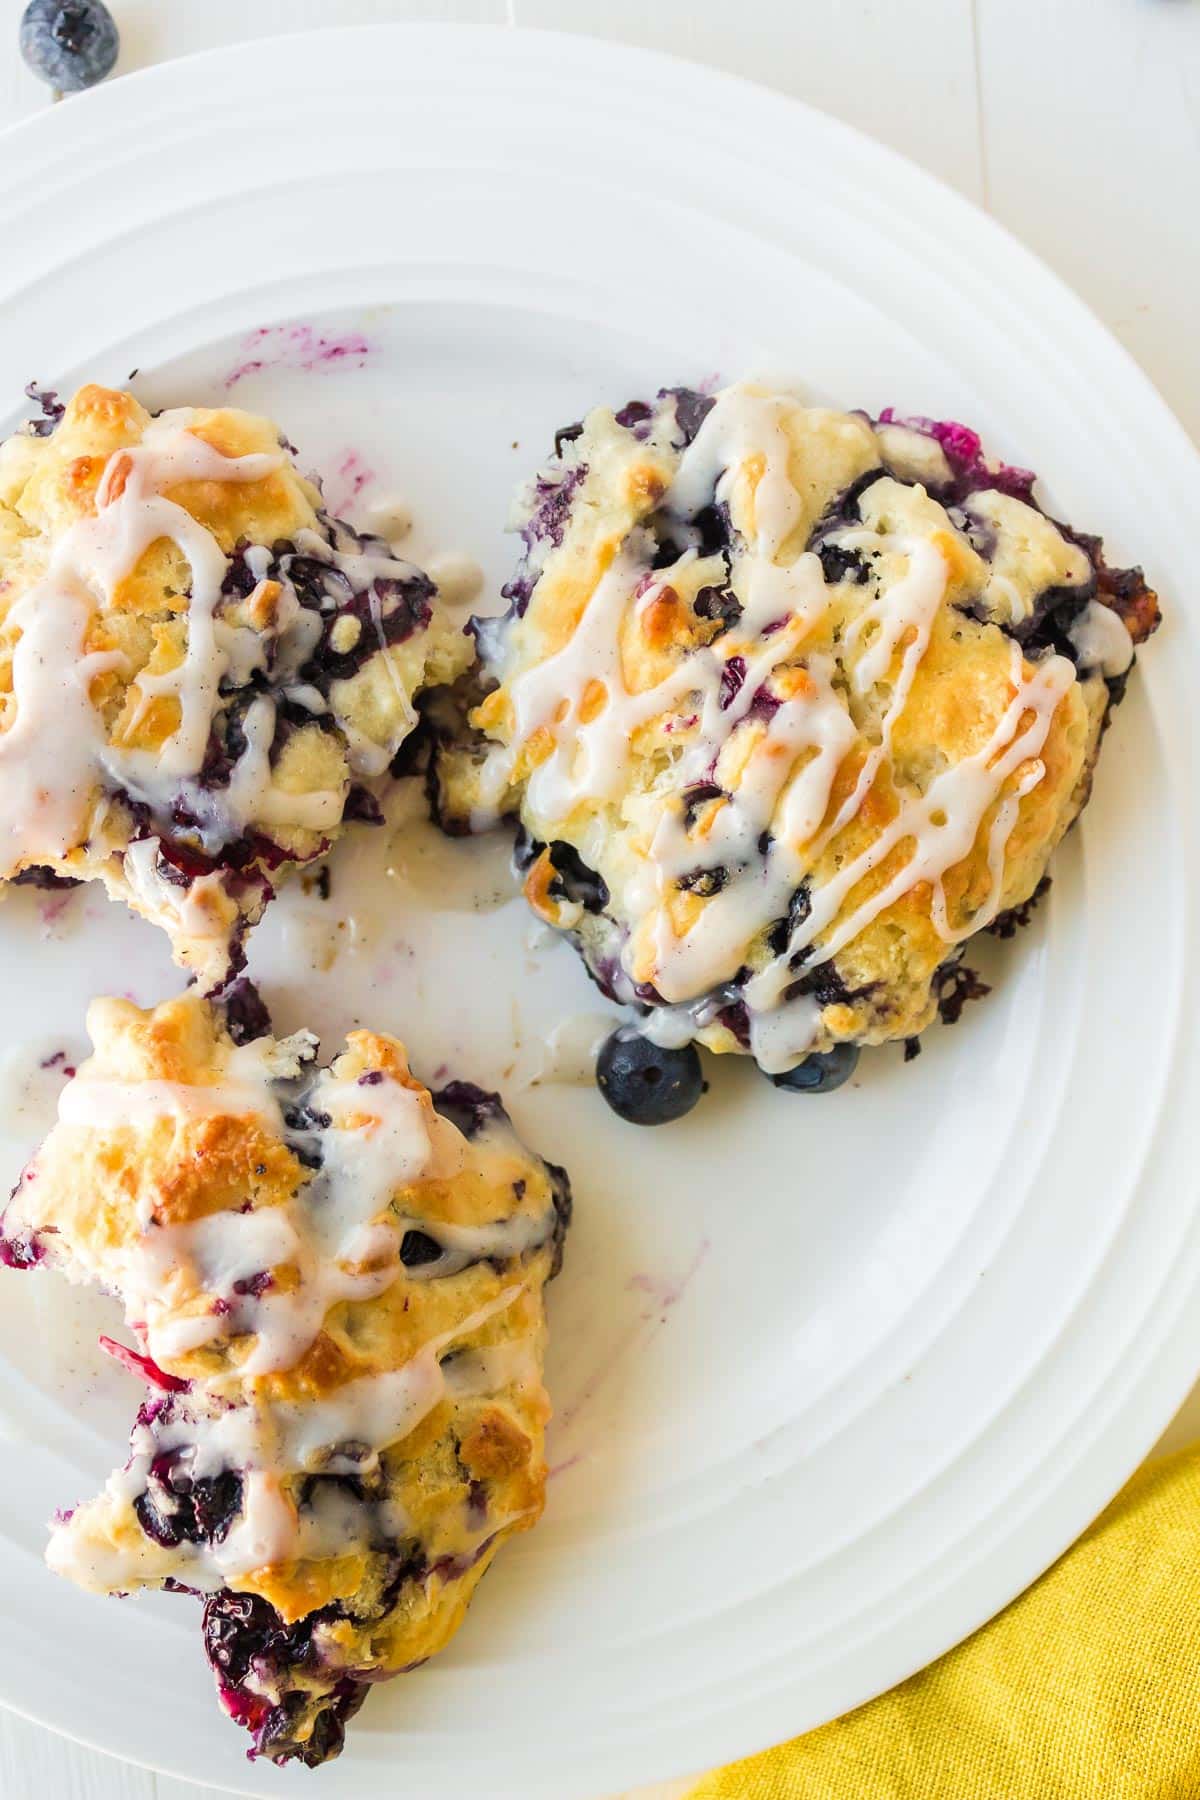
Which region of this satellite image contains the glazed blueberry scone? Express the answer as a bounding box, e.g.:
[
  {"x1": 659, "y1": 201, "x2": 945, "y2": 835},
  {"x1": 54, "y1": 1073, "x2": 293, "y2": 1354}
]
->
[
  {"x1": 0, "y1": 384, "x2": 469, "y2": 989},
  {"x1": 431, "y1": 383, "x2": 1159, "y2": 1109},
  {"x1": 0, "y1": 992, "x2": 570, "y2": 1766}
]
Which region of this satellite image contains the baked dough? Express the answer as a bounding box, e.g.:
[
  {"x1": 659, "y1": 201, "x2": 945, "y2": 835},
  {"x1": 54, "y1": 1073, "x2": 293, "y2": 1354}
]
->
[
  {"x1": 0, "y1": 992, "x2": 570, "y2": 1766},
  {"x1": 431, "y1": 385, "x2": 1159, "y2": 1072},
  {"x1": 0, "y1": 386, "x2": 469, "y2": 989}
]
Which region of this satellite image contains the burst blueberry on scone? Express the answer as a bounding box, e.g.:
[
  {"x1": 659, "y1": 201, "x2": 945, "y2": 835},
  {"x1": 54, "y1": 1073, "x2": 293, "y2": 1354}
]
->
[
  {"x1": 0, "y1": 384, "x2": 470, "y2": 990},
  {"x1": 0, "y1": 992, "x2": 570, "y2": 1766},
  {"x1": 430, "y1": 384, "x2": 1159, "y2": 1120}
]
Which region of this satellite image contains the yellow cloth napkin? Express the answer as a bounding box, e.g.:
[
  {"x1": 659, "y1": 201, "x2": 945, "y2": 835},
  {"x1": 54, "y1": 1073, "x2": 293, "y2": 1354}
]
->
[{"x1": 690, "y1": 1443, "x2": 1200, "y2": 1800}]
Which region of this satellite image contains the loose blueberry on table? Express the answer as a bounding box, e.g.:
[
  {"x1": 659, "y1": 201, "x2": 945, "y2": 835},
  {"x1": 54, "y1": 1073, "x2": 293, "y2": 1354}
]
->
[{"x1": 20, "y1": 0, "x2": 118, "y2": 92}]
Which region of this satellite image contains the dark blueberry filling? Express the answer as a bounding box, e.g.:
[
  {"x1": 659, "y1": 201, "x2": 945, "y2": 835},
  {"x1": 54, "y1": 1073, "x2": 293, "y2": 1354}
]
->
[
  {"x1": 399, "y1": 1228, "x2": 443, "y2": 1268},
  {"x1": 134, "y1": 1456, "x2": 243, "y2": 1551},
  {"x1": 553, "y1": 419, "x2": 584, "y2": 456},
  {"x1": 783, "y1": 960, "x2": 858, "y2": 1008},
  {"x1": 811, "y1": 466, "x2": 888, "y2": 533},
  {"x1": 988, "y1": 875, "x2": 1050, "y2": 940},
  {"x1": 430, "y1": 1081, "x2": 508, "y2": 1141},
  {"x1": 693, "y1": 584, "x2": 742, "y2": 633},
  {"x1": 676, "y1": 865, "x2": 728, "y2": 897},
  {"x1": 545, "y1": 1161, "x2": 572, "y2": 1277},
  {"x1": 933, "y1": 960, "x2": 991, "y2": 1025},
  {"x1": 614, "y1": 399, "x2": 653, "y2": 431},
  {"x1": 545, "y1": 841, "x2": 609, "y2": 913},
  {"x1": 875, "y1": 410, "x2": 1036, "y2": 506},
  {"x1": 659, "y1": 386, "x2": 716, "y2": 448},
  {"x1": 522, "y1": 465, "x2": 588, "y2": 556},
  {"x1": 342, "y1": 784, "x2": 383, "y2": 825},
  {"x1": 715, "y1": 998, "x2": 752, "y2": 1049},
  {"x1": 204, "y1": 1588, "x2": 328, "y2": 1692},
  {"x1": 198, "y1": 1542, "x2": 432, "y2": 1765},
  {"x1": 254, "y1": 1683, "x2": 368, "y2": 1768},
  {"x1": 690, "y1": 501, "x2": 734, "y2": 559},
  {"x1": 682, "y1": 782, "x2": 724, "y2": 830},
  {"x1": 512, "y1": 823, "x2": 539, "y2": 874},
  {"x1": 513, "y1": 827, "x2": 609, "y2": 912},
  {"x1": 219, "y1": 977, "x2": 272, "y2": 1046},
  {"x1": 817, "y1": 542, "x2": 871, "y2": 587},
  {"x1": 719, "y1": 656, "x2": 746, "y2": 710},
  {"x1": 748, "y1": 685, "x2": 782, "y2": 723},
  {"x1": 299, "y1": 572, "x2": 434, "y2": 686},
  {"x1": 11, "y1": 864, "x2": 80, "y2": 890},
  {"x1": 281, "y1": 1100, "x2": 331, "y2": 1170},
  {"x1": 770, "y1": 1043, "x2": 860, "y2": 1094},
  {"x1": 22, "y1": 381, "x2": 65, "y2": 436},
  {"x1": 498, "y1": 463, "x2": 590, "y2": 619},
  {"x1": 202, "y1": 1588, "x2": 369, "y2": 1766},
  {"x1": 766, "y1": 884, "x2": 813, "y2": 958}
]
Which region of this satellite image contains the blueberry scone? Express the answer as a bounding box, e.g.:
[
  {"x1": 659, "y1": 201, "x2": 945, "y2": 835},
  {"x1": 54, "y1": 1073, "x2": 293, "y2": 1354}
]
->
[
  {"x1": 0, "y1": 992, "x2": 570, "y2": 1766},
  {"x1": 0, "y1": 385, "x2": 469, "y2": 989},
  {"x1": 431, "y1": 384, "x2": 1159, "y2": 1115}
]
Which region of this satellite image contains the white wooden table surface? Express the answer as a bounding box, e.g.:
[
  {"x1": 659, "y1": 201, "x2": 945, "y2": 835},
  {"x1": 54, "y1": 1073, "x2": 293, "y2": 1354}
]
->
[{"x1": 0, "y1": 0, "x2": 1196, "y2": 1795}]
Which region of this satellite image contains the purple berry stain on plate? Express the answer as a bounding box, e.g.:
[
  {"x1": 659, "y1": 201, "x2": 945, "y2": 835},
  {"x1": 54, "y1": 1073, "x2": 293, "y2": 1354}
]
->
[{"x1": 223, "y1": 324, "x2": 374, "y2": 390}]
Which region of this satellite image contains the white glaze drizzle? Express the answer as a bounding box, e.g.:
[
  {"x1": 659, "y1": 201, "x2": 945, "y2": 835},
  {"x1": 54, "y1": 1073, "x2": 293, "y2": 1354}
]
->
[
  {"x1": 0, "y1": 418, "x2": 367, "y2": 876},
  {"x1": 1068, "y1": 598, "x2": 1134, "y2": 678},
  {"x1": 485, "y1": 385, "x2": 1084, "y2": 1063},
  {"x1": 46, "y1": 1281, "x2": 529, "y2": 1589},
  {"x1": 49, "y1": 1036, "x2": 557, "y2": 1379}
]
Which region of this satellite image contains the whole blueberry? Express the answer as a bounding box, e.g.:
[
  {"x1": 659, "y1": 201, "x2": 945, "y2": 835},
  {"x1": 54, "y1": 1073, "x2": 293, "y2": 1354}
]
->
[
  {"x1": 596, "y1": 1029, "x2": 705, "y2": 1126},
  {"x1": 20, "y1": 0, "x2": 118, "y2": 93},
  {"x1": 769, "y1": 1043, "x2": 860, "y2": 1094}
]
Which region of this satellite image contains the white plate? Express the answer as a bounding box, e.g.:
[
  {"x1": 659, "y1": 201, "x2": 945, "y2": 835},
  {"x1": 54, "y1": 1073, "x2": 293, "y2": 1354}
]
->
[{"x1": 0, "y1": 24, "x2": 1196, "y2": 1799}]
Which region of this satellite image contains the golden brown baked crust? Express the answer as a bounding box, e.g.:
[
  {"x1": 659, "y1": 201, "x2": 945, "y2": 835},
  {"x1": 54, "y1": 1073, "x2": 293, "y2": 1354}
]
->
[
  {"x1": 0, "y1": 992, "x2": 569, "y2": 1766},
  {"x1": 0, "y1": 386, "x2": 469, "y2": 989},
  {"x1": 432, "y1": 385, "x2": 1159, "y2": 1073}
]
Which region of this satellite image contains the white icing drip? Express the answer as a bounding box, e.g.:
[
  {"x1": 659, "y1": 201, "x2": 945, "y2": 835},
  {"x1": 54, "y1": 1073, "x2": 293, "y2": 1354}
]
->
[
  {"x1": 44, "y1": 1283, "x2": 532, "y2": 1589},
  {"x1": 477, "y1": 539, "x2": 698, "y2": 818},
  {"x1": 120, "y1": 836, "x2": 234, "y2": 949},
  {"x1": 221, "y1": 697, "x2": 343, "y2": 832},
  {"x1": 745, "y1": 642, "x2": 1075, "y2": 1007},
  {"x1": 442, "y1": 1336, "x2": 539, "y2": 1396},
  {"x1": 50, "y1": 1036, "x2": 553, "y2": 1386},
  {"x1": 96, "y1": 1069, "x2": 435, "y2": 1375},
  {"x1": 211, "y1": 1469, "x2": 299, "y2": 1577},
  {"x1": 1069, "y1": 600, "x2": 1134, "y2": 678},
  {"x1": 58, "y1": 1070, "x2": 278, "y2": 1132},
  {"x1": 668, "y1": 385, "x2": 805, "y2": 557},
  {"x1": 282, "y1": 525, "x2": 428, "y2": 778},
  {"x1": 0, "y1": 578, "x2": 125, "y2": 863},
  {"x1": 747, "y1": 993, "x2": 822, "y2": 1074}
]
